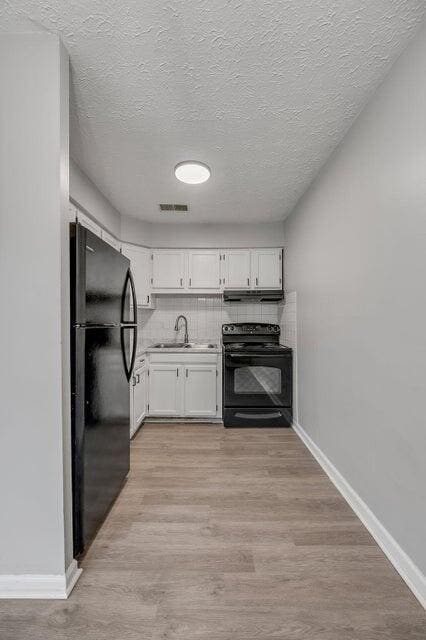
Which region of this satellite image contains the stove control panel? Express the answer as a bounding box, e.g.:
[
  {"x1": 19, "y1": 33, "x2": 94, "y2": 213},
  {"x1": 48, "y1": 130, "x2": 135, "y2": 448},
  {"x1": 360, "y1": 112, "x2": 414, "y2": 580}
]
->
[{"x1": 222, "y1": 323, "x2": 280, "y2": 335}]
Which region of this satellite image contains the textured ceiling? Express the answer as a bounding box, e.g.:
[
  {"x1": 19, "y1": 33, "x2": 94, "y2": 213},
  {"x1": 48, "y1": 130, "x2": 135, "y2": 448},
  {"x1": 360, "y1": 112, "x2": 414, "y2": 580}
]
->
[{"x1": 1, "y1": 1, "x2": 425, "y2": 223}]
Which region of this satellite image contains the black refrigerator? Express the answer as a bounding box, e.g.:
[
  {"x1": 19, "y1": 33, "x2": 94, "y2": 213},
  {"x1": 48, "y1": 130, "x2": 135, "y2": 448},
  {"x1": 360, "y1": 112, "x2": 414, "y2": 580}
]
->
[{"x1": 70, "y1": 223, "x2": 137, "y2": 557}]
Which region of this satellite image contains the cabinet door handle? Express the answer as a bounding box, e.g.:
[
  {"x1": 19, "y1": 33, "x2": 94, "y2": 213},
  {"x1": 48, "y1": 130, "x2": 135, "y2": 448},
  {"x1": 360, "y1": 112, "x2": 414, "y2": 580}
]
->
[
  {"x1": 223, "y1": 277, "x2": 225, "y2": 285},
  {"x1": 147, "y1": 294, "x2": 149, "y2": 304},
  {"x1": 186, "y1": 369, "x2": 188, "y2": 378},
  {"x1": 256, "y1": 277, "x2": 258, "y2": 286},
  {"x1": 136, "y1": 374, "x2": 140, "y2": 383},
  {"x1": 180, "y1": 278, "x2": 183, "y2": 286},
  {"x1": 132, "y1": 376, "x2": 136, "y2": 386},
  {"x1": 189, "y1": 278, "x2": 192, "y2": 286},
  {"x1": 176, "y1": 368, "x2": 179, "y2": 377},
  {"x1": 247, "y1": 278, "x2": 250, "y2": 286}
]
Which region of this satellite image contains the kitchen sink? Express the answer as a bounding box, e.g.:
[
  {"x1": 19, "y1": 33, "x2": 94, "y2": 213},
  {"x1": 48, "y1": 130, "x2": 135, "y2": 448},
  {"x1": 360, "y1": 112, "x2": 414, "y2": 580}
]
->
[
  {"x1": 184, "y1": 343, "x2": 217, "y2": 349},
  {"x1": 151, "y1": 342, "x2": 187, "y2": 349},
  {"x1": 151, "y1": 342, "x2": 217, "y2": 349}
]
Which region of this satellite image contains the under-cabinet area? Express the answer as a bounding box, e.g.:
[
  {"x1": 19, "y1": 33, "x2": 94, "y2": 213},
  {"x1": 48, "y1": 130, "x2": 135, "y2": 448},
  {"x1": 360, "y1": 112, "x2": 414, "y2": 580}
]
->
[{"x1": 131, "y1": 351, "x2": 221, "y2": 435}]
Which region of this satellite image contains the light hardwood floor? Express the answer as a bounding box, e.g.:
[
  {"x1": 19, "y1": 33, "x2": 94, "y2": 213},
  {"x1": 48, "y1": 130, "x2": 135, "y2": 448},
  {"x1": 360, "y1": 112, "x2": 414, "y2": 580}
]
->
[{"x1": 1, "y1": 423, "x2": 425, "y2": 639}]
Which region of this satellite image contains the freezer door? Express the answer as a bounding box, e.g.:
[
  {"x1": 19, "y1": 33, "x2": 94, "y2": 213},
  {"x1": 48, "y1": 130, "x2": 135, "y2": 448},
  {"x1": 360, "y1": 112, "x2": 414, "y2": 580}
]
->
[
  {"x1": 72, "y1": 223, "x2": 131, "y2": 326},
  {"x1": 72, "y1": 326, "x2": 130, "y2": 556}
]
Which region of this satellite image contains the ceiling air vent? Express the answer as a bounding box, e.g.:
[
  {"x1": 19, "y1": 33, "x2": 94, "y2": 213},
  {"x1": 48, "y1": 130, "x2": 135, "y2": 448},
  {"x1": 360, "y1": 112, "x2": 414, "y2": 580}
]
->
[{"x1": 159, "y1": 204, "x2": 188, "y2": 212}]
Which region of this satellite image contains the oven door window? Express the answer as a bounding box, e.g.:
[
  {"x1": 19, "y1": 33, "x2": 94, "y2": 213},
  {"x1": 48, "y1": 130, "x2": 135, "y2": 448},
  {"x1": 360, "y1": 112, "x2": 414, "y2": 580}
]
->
[{"x1": 234, "y1": 366, "x2": 281, "y2": 395}]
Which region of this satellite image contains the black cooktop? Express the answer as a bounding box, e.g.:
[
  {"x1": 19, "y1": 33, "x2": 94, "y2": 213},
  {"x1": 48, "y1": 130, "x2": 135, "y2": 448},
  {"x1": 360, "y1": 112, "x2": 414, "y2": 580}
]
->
[{"x1": 223, "y1": 342, "x2": 291, "y2": 354}]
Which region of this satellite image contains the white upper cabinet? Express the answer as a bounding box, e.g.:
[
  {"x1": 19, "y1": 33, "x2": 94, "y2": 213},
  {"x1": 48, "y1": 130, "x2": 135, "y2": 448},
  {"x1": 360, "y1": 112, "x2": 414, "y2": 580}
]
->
[
  {"x1": 102, "y1": 229, "x2": 121, "y2": 251},
  {"x1": 152, "y1": 250, "x2": 186, "y2": 289},
  {"x1": 121, "y1": 243, "x2": 154, "y2": 308},
  {"x1": 221, "y1": 250, "x2": 251, "y2": 289},
  {"x1": 251, "y1": 248, "x2": 282, "y2": 289},
  {"x1": 188, "y1": 250, "x2": 221, "y2": 290}
]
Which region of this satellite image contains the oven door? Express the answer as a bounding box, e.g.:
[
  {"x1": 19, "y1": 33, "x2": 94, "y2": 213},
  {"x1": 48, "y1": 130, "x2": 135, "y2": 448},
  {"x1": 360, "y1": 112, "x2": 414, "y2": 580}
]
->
[{"x1": 224, "y1": 353, "x2": 292, "y2": 408}]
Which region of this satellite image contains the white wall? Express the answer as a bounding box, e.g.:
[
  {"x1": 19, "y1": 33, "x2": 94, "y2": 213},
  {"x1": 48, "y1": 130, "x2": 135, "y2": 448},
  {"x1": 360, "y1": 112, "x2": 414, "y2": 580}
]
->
[
  {"x1": 70, "y1": 158, "x2": 121, "y2": 237},
  {"x1": 120, "y1": 214, "x2": 152, "y2": 246},
  {"x1": 0, "y1": 34, "x2": 72, "y2": 578},
  {"x1": 283, "y1": 25, "x2": 426, "y2": 577},
  {"x1": 121, "y1": 218, "x2": 285, "y2": 248},
  {"x1": 71, "y1": 166, "x2": 285, "y2": 250}
]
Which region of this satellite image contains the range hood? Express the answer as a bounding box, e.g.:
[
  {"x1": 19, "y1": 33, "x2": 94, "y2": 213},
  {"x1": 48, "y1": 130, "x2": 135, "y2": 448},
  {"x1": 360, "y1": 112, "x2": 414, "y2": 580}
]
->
[{"x1": 223, "y1": 289, "x2": 284, "y2": 303}]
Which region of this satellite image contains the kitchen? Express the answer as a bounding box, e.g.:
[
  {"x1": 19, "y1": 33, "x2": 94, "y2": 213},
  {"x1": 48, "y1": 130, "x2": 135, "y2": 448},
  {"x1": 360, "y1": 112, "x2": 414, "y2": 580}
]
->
[{"x1": 1, "y1": 2, "x2": 426, "y2": 637}]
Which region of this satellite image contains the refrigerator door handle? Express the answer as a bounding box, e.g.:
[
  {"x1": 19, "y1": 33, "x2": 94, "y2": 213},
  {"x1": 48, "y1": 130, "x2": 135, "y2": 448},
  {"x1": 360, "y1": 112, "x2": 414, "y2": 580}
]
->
[
  {"x1": 120, "y1": 267, "x2": 138, "y2": 381},
  {"x1": 121, "y1": 325, "x2": 137, "y2": 382},
  {"x1": 121, "y1": 268, "x2": 138, "y2": 326}
]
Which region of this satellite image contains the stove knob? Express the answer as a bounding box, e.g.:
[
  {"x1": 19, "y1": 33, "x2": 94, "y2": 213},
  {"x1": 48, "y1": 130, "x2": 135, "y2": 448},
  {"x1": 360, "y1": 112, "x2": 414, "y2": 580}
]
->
[{"x1": 267, "y1": 325, "x2": 272, "y2": 332}]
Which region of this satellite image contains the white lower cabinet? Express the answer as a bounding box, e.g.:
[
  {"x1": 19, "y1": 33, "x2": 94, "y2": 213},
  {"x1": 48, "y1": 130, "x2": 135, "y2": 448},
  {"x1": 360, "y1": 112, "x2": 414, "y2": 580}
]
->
[
  {"x1": 148, "y1": 364, "x2": 183, "y2": 417},
  {"x1": 130, "y1": 360, "x2": 148, "y2": 437},
  {"x1": 147, "y1": 353, "x2": 220, "y2": 418},
  {"x1": 184, "y1": 365, "x2": 217, "y2": 417}
]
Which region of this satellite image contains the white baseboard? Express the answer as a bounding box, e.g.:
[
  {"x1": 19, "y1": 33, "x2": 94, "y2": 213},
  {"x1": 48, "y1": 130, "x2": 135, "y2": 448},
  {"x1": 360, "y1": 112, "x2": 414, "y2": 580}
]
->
[
  {"x1": 292, "y1": 421, "x2": 426, "y2": 609},
  {"x1": 0, "y1": 559, "x2": 82, "y2": 599}
]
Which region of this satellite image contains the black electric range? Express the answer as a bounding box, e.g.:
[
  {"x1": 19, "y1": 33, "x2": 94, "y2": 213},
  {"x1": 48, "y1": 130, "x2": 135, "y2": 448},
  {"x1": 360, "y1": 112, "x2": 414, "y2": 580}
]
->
[{"x1": 222, "y1": 323, "x2": 293, "y2": 428}]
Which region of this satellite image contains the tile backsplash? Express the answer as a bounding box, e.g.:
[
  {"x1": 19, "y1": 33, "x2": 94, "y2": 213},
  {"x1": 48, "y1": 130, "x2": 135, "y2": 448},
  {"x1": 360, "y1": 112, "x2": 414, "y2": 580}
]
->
[
  {"x1": 279, "y1": 290, "x2": 297, "y2": 350},
  {"x1": 138, "y1": 295, "x2": 281, "y2": 346}
]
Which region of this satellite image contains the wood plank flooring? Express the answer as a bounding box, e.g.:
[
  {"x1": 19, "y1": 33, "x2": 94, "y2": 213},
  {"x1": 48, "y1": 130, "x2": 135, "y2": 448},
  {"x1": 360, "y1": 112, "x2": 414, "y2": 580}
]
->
[{"x1": 1, "y1": 423, "x2": 425, "y2": 639}]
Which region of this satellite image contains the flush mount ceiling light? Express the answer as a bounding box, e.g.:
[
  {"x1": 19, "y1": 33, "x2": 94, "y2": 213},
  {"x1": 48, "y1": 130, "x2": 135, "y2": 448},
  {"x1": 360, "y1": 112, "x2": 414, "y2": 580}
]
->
[{"x1": 174, "y1": 161, "x2": 211, "y2": 184}]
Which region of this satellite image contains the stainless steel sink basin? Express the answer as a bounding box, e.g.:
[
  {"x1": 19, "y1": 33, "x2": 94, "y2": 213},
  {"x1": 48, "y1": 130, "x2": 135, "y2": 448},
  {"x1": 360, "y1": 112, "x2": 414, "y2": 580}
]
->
[
  {"x1": 151, "y1": 342, "x2": 187, "y2": 349},
  {"x1": 184, "y1": 342, "x2": 217, "y2": 349},
  {"x1": 151, "y1": 342, "x2": 217, "y2": 350}
]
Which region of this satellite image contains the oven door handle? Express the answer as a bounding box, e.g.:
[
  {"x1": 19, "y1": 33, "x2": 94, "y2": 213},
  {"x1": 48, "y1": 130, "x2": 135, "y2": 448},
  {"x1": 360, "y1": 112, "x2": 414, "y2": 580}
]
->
[
  {"x1": 226, "y1": 354, "x2": 281, "y2": 364},
  {"x1": 225, "y1": 354, "x2": 262, "y2": 368},
  {"x1": 227, "y1": 354, "x2": 282, "y2": 357}
]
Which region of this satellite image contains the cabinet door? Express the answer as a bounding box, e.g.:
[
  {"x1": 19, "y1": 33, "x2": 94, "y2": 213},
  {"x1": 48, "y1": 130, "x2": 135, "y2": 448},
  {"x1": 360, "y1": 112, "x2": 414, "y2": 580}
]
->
[
  {"x1": 222, "y1": 250, "x2": 251, "y2": 289},
  {"x1": 188, "y1": 250, "x2": 221, "y2": 289},
  {"x1": 184, "y1": 365, "x2": 217, "y2": 417},
  {"x1": 121, "y1": 244, "x2": 153, "y2": 307},
  {"x1": 102, "y1": 230, "x2": 121, "y2": 251},
  {"x1": 76, "y1": 210, "x2": 102, "y2": 238},
  {"x1": 152, "y1": 250, "x2": 185, "y2": 289},
  {"x1": 133, "y1": 365, "x2": 147, "y2": 428},
  {"x1": 251, "y1": 249, "x2": 282, "y2": 289},
  {"x1": 148, "y1": 364, "x2": 183, "y2": 416}
]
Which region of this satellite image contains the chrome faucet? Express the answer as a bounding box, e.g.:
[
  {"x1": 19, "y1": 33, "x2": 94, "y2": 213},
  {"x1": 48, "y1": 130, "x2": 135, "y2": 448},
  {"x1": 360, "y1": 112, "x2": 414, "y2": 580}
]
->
[{"x1": 174, "y1": 314, "x2": 189, "y2": 344}]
